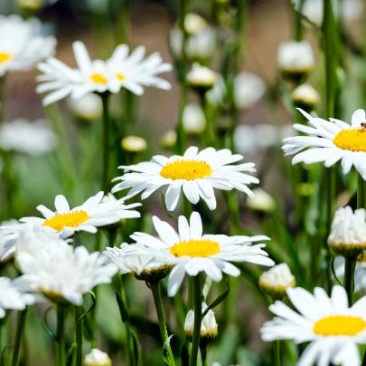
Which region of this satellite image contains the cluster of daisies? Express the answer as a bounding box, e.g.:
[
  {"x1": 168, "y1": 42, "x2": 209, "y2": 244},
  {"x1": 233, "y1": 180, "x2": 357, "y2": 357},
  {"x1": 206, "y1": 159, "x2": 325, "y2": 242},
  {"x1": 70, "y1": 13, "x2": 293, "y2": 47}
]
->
[{"x1": 3, "y1": 7, "x2": 366, "y2": 366}]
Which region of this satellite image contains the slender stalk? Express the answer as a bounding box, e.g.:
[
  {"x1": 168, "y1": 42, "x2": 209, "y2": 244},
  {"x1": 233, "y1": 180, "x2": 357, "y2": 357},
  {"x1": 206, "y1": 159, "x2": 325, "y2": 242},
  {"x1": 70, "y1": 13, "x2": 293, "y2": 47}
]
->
[
  {"x1": 150, "y1": 281, "x2": 175, "y2": 365},
  {"x1": 274, "y1": 341, "x2": 281, "y2": 366},
  {"x1": 74, "y1": 306, "x2": 83, "y2": 366},
  {"x1": 189, "y1": 276, "x2": 202, "y2": 366},
  {"x1": 200, "y1": 344, "x2": 208, "y2": 366},
  {"x1": 344, "y1": 255, "x2": 357, "y2": 305},
  {"x1": 175, "y1": 0, "x2": 189, "y2": 154},
  {"x1": 357, "y1": 173, "x2": 366, "y2": 209},
  {"x1": 11, "y1": 308, "x2": 28, "y2": 366},
  {"x1": 100, "y1": 92, "x2": 111, "y2": 193},
  {"x1": 55, "y1": 305, "x2": 66, "y2": 366}
]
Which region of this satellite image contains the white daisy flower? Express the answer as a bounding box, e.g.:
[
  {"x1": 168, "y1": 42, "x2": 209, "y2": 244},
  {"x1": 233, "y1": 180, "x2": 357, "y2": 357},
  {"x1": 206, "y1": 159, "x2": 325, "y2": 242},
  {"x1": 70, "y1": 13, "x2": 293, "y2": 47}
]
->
[
  {"x1": 0, "y1": 277, "x2": 35, "y2": 318},
  {"x1": 259, "y1": 263, "x2": 296, "y2": 296},
  {"x1": 261, "y1": 285, "x2": 366, "y2": 366},
  {"x1": 17, "y1": 238, "x2": 117, "y2": 305},
  {"x1": 20, "y1": 191, "x2": 141, "y2": 238},
  {"x1": 37, "y1": 40, "x2": 172, "y2": 105},
  {"x1": 129, "y1": 211, "x2": 274, "y2": 296},
  {"x1": 0, "y1": 220, "x2": 25, "y2": 262},
  {"x1": 112, "y1": 146, "x2": 259, "y2": 211},
  {"x1": 282, "y1": 108, "x2": 366, "y2": 179},
  {"x1": 0, "y1": 119, "x2": 57, "y2": 155},
  {"x1": 0, "y1": 15, "x2": 56, "y2": 76}
]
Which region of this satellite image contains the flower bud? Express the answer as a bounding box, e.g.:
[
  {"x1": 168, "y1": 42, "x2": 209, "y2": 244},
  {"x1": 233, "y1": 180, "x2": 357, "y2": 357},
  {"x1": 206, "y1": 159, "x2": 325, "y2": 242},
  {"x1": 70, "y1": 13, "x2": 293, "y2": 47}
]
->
[
  {"x1": 187, "y1": 64, "x2": 217, "y2": 94},
  {"x1": 182, "y1": 103, "x2": 206, "y2": 134},
  {"x1": 246, "y1": 188, "x2": 275, "y2": 213},
  {"x1": 160, "y1": 130, "x2": 177, "y2": 149},
  {"x1": 184, "y1": 303, "x2": 218, "y2": 345},
  {"x1": 259, "y1": 263, "x2": 295, "y2": 298},
  {"x1": 292, "y1": 83, "x2": 320, "y2": 112},
  {"x1": 328, "y1": 206, "x2": 366, "y2": 257},
  {"x1": 121, "y1": 136, "x2": 147, "y2": 153},
  {"x1": 83, "y1": 348, "x2": 112, "y2": 366},
  {"x1": 278, "y1": 41, "x2": 314, "y2": 83},
  {"x1": 68, "y1": 94, "x2": 102, "y2": 123}
]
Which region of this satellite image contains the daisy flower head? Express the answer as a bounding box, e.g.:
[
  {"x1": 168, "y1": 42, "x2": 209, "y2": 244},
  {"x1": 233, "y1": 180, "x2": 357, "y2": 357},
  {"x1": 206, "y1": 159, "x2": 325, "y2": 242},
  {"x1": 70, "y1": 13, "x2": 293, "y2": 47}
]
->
[
  {"x1": 0, "y1": 15, "x2": 55, "y2": 76},
  {"x1": 0, "y1": 277, "x2": 35, "y2": 318},
  {"x1": 282, "y1": 108, "x2": 366, "y2": 179},
  {"x1": 37, "y1": 41, "x2": 172, "y2": 105},
  {"x1": 17, "y1": 238, "x2": 117, "y2": 305},
  {"x1": 129, "y1": 211, "x2": 274, "y2": 296},
  {"x1": 112, "y1": 146, "x2": 259, "y2": 211},
  {"x1": 261, "y1": 285, "x2": 366, "y2": 366},
  {"x1": 20, "y1": 191, "x2": 141, "y2": 238}
]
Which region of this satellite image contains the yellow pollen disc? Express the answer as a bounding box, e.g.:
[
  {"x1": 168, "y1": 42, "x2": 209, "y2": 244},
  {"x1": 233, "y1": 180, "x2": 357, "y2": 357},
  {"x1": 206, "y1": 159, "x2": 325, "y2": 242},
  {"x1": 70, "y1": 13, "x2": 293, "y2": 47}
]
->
[
  {"x1": 116, "y1": 73, "x2": 125, "y2": 81},
  {"x1": 0, "y1": 52, "x2": 11, "y2": 64},
  {"x1": 313, "y1": 315, "x2": 366, "y2": 336},
  {"x1": 170, "y1": 239, "x2": 220, "y2": 257},
  {"x1": 160, "y1": 160, "x2": 213, "y2": 180},
  {"x1": 90, "y1": 73, "x2": 108, "y2": 84},
  {"x1": 42, "y1": 211, "x2": 90, "y2": 232},
  {"x1": 333, "y1": 129, "x2": 366, "y2": 152}
]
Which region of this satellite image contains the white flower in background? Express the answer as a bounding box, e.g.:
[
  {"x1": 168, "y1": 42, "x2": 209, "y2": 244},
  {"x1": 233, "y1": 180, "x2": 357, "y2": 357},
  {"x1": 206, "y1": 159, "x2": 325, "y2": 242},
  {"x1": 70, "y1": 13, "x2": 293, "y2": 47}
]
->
[
  {"x1": 0, "y1": 119, "x2": 57, "y2": 155},
  {"x1": 83, "y1": 348, "x2": 112, "y2": 366},
  {"x1": 259, "y1": 263, "x2": 295, "y2": 296},
  {"x1": 234, "y1": 124, "x2": 293, "y2": 157},
  {"x1": 68, "y1": 93, "x2": 102, "y2": 122},
  {"x1": 112, "y1": 146, "x2": 259, "y2": 211},
  {"x1": 246, "y1": 188, "x2": 276, "y2": 213},
  {"x1": 0, "y1": 220, "x2": 25, "y2": 262},
  {"x1": 187, "y1": 63, "x2": 217, "y2": 91},
  {"x1": 129, "y1": 211, "x2": 274, "y2": 296},
  {"x1": 0, "y1": 277, "x2": 35, "y2": 318},
  {"x1": 169, "y1": 13, "x2": 216, "y2": 61},
  {"x1": 37, "y1": 41, "x2": 172, "y2": 105},
  {"x1": 293, "y1": 0, "x2": 363, "y2": 25},
  {"x1": 328, "y1": 206, "x2": 366, "y2": 256},
  {"x1": 291, "y1": 83, "x2": 320, "y2": 110},
  {"x1": 282, "y1": 108, "x2": 366, "y2": 179},
  {"x1": 0, "y1": 15, "x2": 55, "y2": 76},
  {"x1": 277, "y1": 41, "x2": 314, "y2": 77},
  {"x1": 261, "y1": 285, "x2": 366, "y2": 366},
  {"x1": 20, "y1": 191, "x2": 141, "y2": 238},
  {"x1": 184, "y1": 302, "x2": 218, "y2": 342},
  {"x1": 104, "y1": 243, "x2": 172, "y2": 282},
  {"x1": 17, "y1": 238, "x2": 117, "y2": 305},
  {"x1": 206, "y1": 72, "x2": 265, "y2": 110},
  {"x1": 182, "y1": 103, "x2": 206, "y2": 134},
  {"x1": 121, "y1": 136, "x2": 147, "y2": 153}
]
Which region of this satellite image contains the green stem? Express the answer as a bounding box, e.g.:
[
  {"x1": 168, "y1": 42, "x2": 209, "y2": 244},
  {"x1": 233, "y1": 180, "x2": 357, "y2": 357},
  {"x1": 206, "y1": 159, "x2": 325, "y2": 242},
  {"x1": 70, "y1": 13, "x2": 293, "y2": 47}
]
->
[
  {"x1": 344, "y1": 255, "x2": 357, "y2": 306},
  {"x1": 189, "y1": 276, "x2": 202, "y2": 366},
  {"x1": 291, "y1": 0, "x2": 305, "y2": 41},
  {"x1": 274, "y1": 340, "x2": 281, "y2": 366},
  {"x1": 55, "y1": 305, "x2": 66, "y2": 366},
  {"x1": 150, "y1": 281, "x2": 175, "y2": 365},
  {"x1": 74, "y1": 306, "x2": 83, "y2": 366},
  {"x1": 200, "y1": 343, "x2": 208, "y2": 366},
  {"x1": 175, "y1": 0, "x2": 189, "y2": 154},
  {"x1": 11, "y1": 308, "x2": 28, "y2": 366},
  {"x1": 100, "y1": 92, "x2": 111, "y2": 193},
  {"x1": 357, "y1": 173, "x2": 366, "y2": 209}
]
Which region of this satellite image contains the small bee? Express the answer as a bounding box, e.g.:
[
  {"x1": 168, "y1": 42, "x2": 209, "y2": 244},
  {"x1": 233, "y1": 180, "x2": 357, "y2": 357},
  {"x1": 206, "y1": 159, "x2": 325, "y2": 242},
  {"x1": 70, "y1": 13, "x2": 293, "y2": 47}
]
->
[{"x1": 360, "y1": 122, "x2": 366, "y2": 130}]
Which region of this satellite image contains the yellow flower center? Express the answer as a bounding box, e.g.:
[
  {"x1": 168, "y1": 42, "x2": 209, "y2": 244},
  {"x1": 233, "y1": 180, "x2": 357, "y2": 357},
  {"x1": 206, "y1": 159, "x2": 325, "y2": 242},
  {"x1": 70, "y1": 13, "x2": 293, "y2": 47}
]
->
[
  {"x1": 90, "y1": 73, "x2": 108, "y2": 84},
  {"x1": 116, "y1": 73, "x2": 125, "y2": 81},
  {"x1": 0, "y1": 52, "x2": 11, "y2": 64},
  {"x1": 313, "y1": 315, "x2": 366, "y2": 336},
  {"x1": 170, "y1": 239, "x2": 220, "y2": 257},
  {"x1": 42, "y1": 211, "x2": 90, "y2": 232},
  {"x1": 333, "y1": 129, "x2": 366, "y2": 152},
  {"x1": 160, "y1": 160, "x2": 213, "y2": 180}
]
